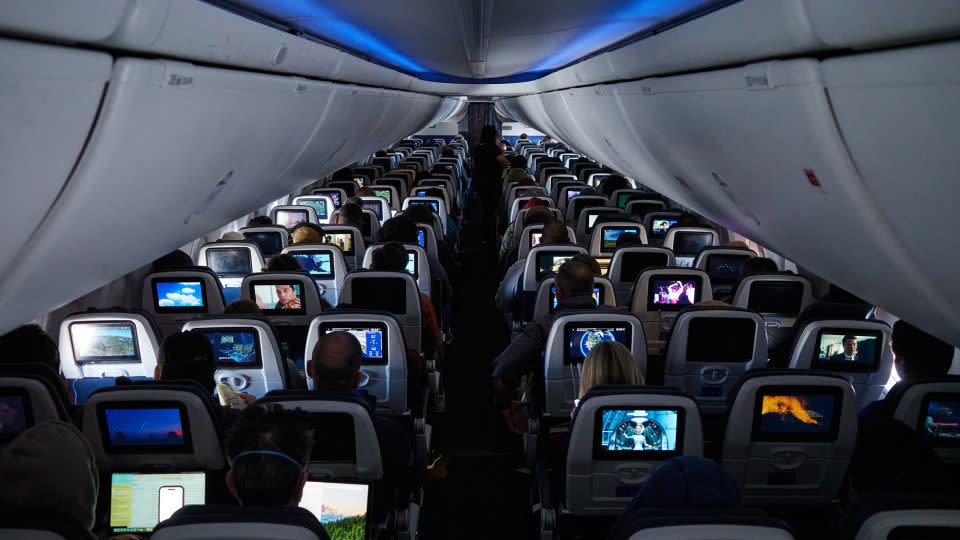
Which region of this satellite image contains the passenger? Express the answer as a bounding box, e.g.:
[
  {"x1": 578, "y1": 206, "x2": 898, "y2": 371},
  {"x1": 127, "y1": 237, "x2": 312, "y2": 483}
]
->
[
  {"x1": 224, "y1": 299, "x2": 262, "y2": 315},
  {"x1": 676, "y1": 214, "x2": 700, "y2": 227},
  {"x1": 336, "y1": 202, "x2": 365, "y2": 229},
  {"x1": 571, "y1": 253, "x2": 602, "y2": 276},
  {"x1": 499, "y1": 205, "x2": 554, "y2": 263},
  {"x1": 720, "y1": 257, "x2": 780, "y2": 304},
  {"x1": 379, "y1": 213, "x2": 454, "y2": 295},
  {"x1": 154, "y1": 404, "x2": 330, "y2": 540},
  {"x1": 495, "y1": 218, "x2": 571, "y2": 313},
  {"x1": 290, "y1": 223, "x2": 324, "y2": 245},
  {"x1": 155, "y1": 331, "x2": 255, "y2": 406},
  {"x1": 508, "y1": 154, "x2": 528, "y2": 169},
  {"x1": 493, "y1": 261, "x2": 609, "y2": 432},
  {"x1": 151, "y1": 249, "x2": 194, "y2": 272},
  {"x1": 247, "y1": 215, "x2": 273, "y2": 226},
  {"x1": 306, "y1": 332, "x2": 420, "y2": 513},
  {"x1": 498, "y1": 196, "x2": 549, "y2": 253},
  {"x1": 614, "y1": 232, "x2": 644, "y2": 249},
  {"x1": 266, "y1": 253, "x2": 302, "y2": 271},
  {"x1": 598, "y1": 175, "x2": 631, "y2": 199},
  {"x1": 220, "y1": 230, "x2": 246, "y2": 241},
  {"x1": 724, "y1": 240, "x2": 750, "y2": 249},
  {"x1": 0, "y1": 421, "x2": 101, "y2": 536},
  {"x1": 572, "y1": 341, "x2": 643, "y2": 418},
  {"x1": 356, "y1": 186, "x2": 375, "y2": 197},
  {"x1": 519, "y1": 132, "x2": 528, "y2": 141},
  {"x1": 859, "y1": 320, "x2": 954, "y2": 427},
  {"x1": 370, "y1": 242, "x2": 440, "y2": 358},
  {"x1": 0, "y1": 324, "x2": 74, "y2": 408},
  {"x1": 473, "y1": 125, "x2": 510, "y2": 247}
]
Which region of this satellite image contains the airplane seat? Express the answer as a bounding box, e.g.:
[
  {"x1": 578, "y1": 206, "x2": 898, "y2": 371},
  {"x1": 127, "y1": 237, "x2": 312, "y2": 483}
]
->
[
  {"x1": 318, "y1": 225, "x2": 366, "y2": 271},
  {"x1": 608, "y1": 507, "x2": 794, "y2": 540},
  {"x1": 515, "y1": 207, "x2": 564, "y2": 232},
  {"x1": 196, "y1": 240, "x2": 265, "y2": 304},
  {"x1": 731, "y1": 273, "x2": 814, "y2": 352},
  {"x1": 0, "y1": 507, "x2": 99, "y2": 540},
  {"x1": 328, "y1": 180, "x2": 358, "y2": 198},
  {"x1": 375, "y1": 177, "x2": 409, "y2": 202},
  {"x1": 721, "y1": 370, "x2": 857, "y2": 506},
  {"x1": 624, "y1": 199, "x2": 668, "y2": 219},
  {"x1": 239, "y1": 271, "x2": 324, "y2": 376},
  {"x1": 642, "y1": 212, "x2": 683, "y2": 246},
  {"x1": 150, "y1": 506, "x2": 329, "y2": 540},
  {"x1": 142, "y1": 268, "x2": 226, "y2": 338},
  {"x1": 372, "y1": 156, "x2": 393, "y2": 171},
  {"x1": 629, "y1": 268, "x2": 713, "y2": 356},
  {"x1": 358, "y1": 196, "x2": 392, "y2": 225},
  {"x1": 588, "y1": 221, "x2": 648, "y2": 258},
  {"x1": 664, "y1": 306, "x2": 768, "y2": 416},
  {"x1": 694, "y1": 247, "x2": 758, "y2": 298},
  {"x1": 291, "y1": 195, "x2": 335, "y2": 224},
  {"x1": 340, "y1": 271, "x2": 423, "y2": 354},
  {"x1": 575, "y1": 208, "x2": 625, "y2": 245},
  {"x1": 0, "y1": 363, "x2": 71, "y2": 433},
  {"x1": 607, "y1": 248, "x2": 676, "y2": 307},
  {"x1": 508, "y1": 186, "x2": 549, "y2": 214},
  {"x1": 516, "y1": 224, "x2": 577, "y2": 261},
  {"x1": 546, "y1": 175, "x2": 579, "y2": 200},
  {"x1": 509, "y1": 196, "x2": 554, "y2": 225},
  {"x1": 537, "y1": 165, "x2": 566, "y2": 185},
  {"x1": 663, "y1": 227, "x2": 720, "y2": 268},
  {"x1": 281, "y1": 243, "x2": 348, "y2": 307},
  {"x1": 401, "y1": 197, "x2": 448, "y2": 236},
  {"x1": 610, "y1": 189, "x2": 653, "y2": 208},
  {"x1": 309, "y1": 187, "x2": 347, "y2": 211},
  {"x1": 787, "y1": 319, "x2": 893, "y2": 408},
  {"x1": 840, "y1": 492, "x2": 960, "y2": 540},
  {"x1": 514, "y1": 245, "x2": 588, "y2": 324},
  {"x1": 269, "y1": 205, "x2": 319, "y2": 228},
  {"x1": 240, "y1": 225, "x2": 290, "y2": 258},
  {"x1": 565, "y1": 195, "x2": 609, "y2": 225},
  {"x1": 531, "y1": 276, "x2": 617, "y2": 322},
  {"x1": 885, "y1": 375, "x2": 960, "y2": 464}
]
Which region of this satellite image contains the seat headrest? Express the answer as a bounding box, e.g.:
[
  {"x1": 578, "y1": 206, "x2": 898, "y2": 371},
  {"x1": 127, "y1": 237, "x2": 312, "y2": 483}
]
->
[
  {"x1": 0, "y1": 362, "x2": 71, "y2": 419},
  {"x1": 151, "y1": 505, "x2": 327, "y2": 540},
  {"x1": 609, "y1": 507, "x2": 792, "y2": 540}
]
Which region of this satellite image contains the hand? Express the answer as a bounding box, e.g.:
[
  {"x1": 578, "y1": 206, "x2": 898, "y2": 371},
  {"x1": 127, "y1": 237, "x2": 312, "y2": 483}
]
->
[
  {"x1": 501, "y1": 402, "x2": 528, "y2": 434},
  {"x1": 239, "y1": 393, "x2": 257, "y2": 406},
  {"x1": 287, "y1": 298, "x2": 302, "y2": 309}
]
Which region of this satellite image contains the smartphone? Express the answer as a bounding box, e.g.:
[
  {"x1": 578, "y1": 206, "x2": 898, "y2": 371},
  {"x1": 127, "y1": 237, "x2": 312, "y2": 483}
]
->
[{"x1": 158, "y1": 486, "x2": 184, "y2": 523}]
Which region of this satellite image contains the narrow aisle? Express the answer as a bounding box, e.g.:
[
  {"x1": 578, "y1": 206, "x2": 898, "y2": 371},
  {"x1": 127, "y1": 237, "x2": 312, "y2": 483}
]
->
[{"x1": 420, "y1": 218, "x2": 536, "y2": 538}]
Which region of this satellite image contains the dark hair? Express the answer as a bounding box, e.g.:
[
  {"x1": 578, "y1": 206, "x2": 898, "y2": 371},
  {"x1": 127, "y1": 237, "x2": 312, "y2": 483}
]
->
[
  {"x1": 676, "y1": 214, "x2": 700, "y2": 227},
  {"x1": 372, "y1": 241, "x2": 408, "y2": 272},
  {"x1": 480, "y1": 125, "x2": 498, "y2": 145},
  {"x1": 740, "y1": 257, "x2": 778, "y2": 277},
  {"x1": 152, "y1": 250, "x2": 194, "y2": 273},
  {"x1": 266, "y1": 253, "x2": 302, "y2": 271},
  {"x1": 225, "y1": 299, "x2": 261, "y2": 315},
  {"x1": 599, "y1": 175, "x2": 630, "y2": 198},
  {"x1": 0, "y1": 324, "x2": 59, "y2": 370},
  {"x1": 571, "y1": 254, "x2": 601, "y2": 276},
  {"x1": 310, "y1": 332, "x2": 363, "y2": 392},
  {"x1": 332, "y1": 167, "x2": 353, "y2": 182},
  {"x1": 225, "y1": 404, "x2": 314, "y2": 507},
  {"x1": 556, "y1": 261, "x2": 594, "y2": 298},
  {"x1": 842, "y1": 335, "x2": 857, "y2": 343},
  {"x1": 338, "y1": 203, "x2": 364, "y2": 228},
  {"x1": 374, "y1": 150, "x2": 387, "y2": 157},
  {"x1": 542, "y1": 219, "x2": 569, "y2": 244},
  {"x1": 615, "y1": 232, "x2": 643, "y2": 249},
  {"x1": 892, "y1": 320, "x2": 954, "y2": 378},
  {"x1": 158, "y1": 332, "x2": 216, "y2": 394},
  {"x1": 247, "y1": 215, "x2": 273, "y2": 226},
  {"x1": 519, "y1": 133, "x2": 528, "y2": 139},
  {"x1": 378, "y1": 216, "x2": 418, "y2": 243},
  {"x1": 523, "y1": 206, "x2": 554, "y2": 228},
  {"x1": 848, "y1": 418, "x2": 948, "y2": 495},
  {"x1": 403, "y1": 205, "x2": 434, "y2": 226},
  {"x1": 508, "y1": 155, "x2": 528, "y2": 169}
]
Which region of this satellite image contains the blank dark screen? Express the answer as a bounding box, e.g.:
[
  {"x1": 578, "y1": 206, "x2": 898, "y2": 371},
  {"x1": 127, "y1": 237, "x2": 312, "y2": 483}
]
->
[
  {"x1": 686, "y1": 318, "x2": 756, "y2": 362},
  {"x1": 351, "y1": 278, "x2": 407, "y2": 313},
  {"x1": 747, "y1": 282, "x2": 804, "y2": 315},
  {"x1": 620, "y1": 252, "x2": 669, "y2": 282}
]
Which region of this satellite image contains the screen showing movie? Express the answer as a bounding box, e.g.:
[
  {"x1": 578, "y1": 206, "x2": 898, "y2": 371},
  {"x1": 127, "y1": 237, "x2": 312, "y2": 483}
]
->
[
  {"x1": 565, "y1": 189, "x2": 582, "y2": 202},
  {"x1": 920, "y1": 395, "x2": 960, "y2": 444},
  {"x1": 601, "y1": 227, "x2": 639, "y2": 251},
  {"x1": 812, "y1": 330, "x2": 882, "y2": 372},
  {"x1": 747, "y1": 282, "x2": 804, "y2": 315},
  {"x1": 351, "y1": 278, "x2": 406, "y2": 314},
  {"x1": 530, "y1": 231, "x2": 543, "y2": 248},
  {"x1": 298, "y1": 199, "x2": 328, "y2": 219},
  {"x1": 564, "y1": 323, "x2": 631, "y2": 364},
  {"x1": 292, "y1": 252, "x2": 334, "y2": 278},
  {"x1": 70, "y1": 322, "x2": 139, "y2": 364},
  {"x1": 252, "y1": 282, "x2": 304, "y2": 313},
  {"x1": 651, "y1": 218, "x2": 678, "y2": 236},
  {"x1": 372, "y1": 189, "x2": 392, "y2": 204},
  {"x1": 206, "y1": 248, "x2": 252, "y2": 276},
  {"x1": 597, "y1": 408, "x2": 681, "y2": 458},
  {"x1": 596, "y1": 257, "x2": 611, "y2": 276},
  {"x1": 410, "y1": 200, "x2": 439, "y2": 213},
  {"x1": 102, "y1": 405, "x2": 189, "y2": 451},
  {"x1": 276, "y1": 209, "x2": 308, "y2": 228},
  {"x1": 753, "y1": 388, "x2": 841, "y2": 441},
  {"x1": 706, "y1": 254, "x2": 751, "y2": 284},
  {"x1": 586, "y1": 213, "x2": 605, "y2": 230},
  {"x1": 416, "y1": 229, "x2": 426, "y2": 248},
  {"x1": 673, "y1": 232, "x2": 714, "y2": 257},
  {"x1": 550, "y1": 286, "x2": 601, "y2": 313},
  {"x1": 299, "y1": 482, "x2": 368, "y2": 540},
  {"x1": 352, "y1": 175, "x2": 367, "y2": 187},
  {"x1": 617, "y1": 193, "x2": 648, "y2": 209},
  {"x1": 536, "y1": 253, "x2": 575, "y2": 279},
  {"x1": 360, "y1": 200, "x2": 383, "y2": 220},
  {"x1": 110, "y1": 472, "x2": 206, "y2": 534},
  {"x1": 649, "y1": 278, "x2": 701, "y2": 309},
  {"x1": 405, "y1": 251, "x2": 417, "y2": 277},
  {"x1": 0, "y1": 391, "x2": 30, "y2": 441},
  {"x1": 315, "y1": 190, "x2": 341, "y2": 209},
  {"x1": 198, "y1": 329, "x2": 260, "y2": 368},
  {"x1": 686, "y1": 318, "x2": 756, "y2": 363},
  {"x1": 322, "y1": 324, "x2": 386, "y2": 365},
  {"x1": 243, "y1": 231, "x2": 282, "y2": 257},
  {"x1": 153, "y1": 280, "x2": 206, "y2": 312},
  {"x1": 322, "y1": 233, "x2": 354, "y2": 256}
]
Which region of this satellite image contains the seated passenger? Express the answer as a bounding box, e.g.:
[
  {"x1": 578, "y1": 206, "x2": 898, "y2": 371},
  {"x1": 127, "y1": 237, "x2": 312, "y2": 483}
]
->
[
  {"x1": 155, "y1": 331, "x2": 256, "y2": 407},
  {"x1": 154, "y1": 404, "x2": 331, "y2": 540},
  {"x1": 306, "y1": 333, "x2": 420, "y2": 506},
  {"x1": 224, "y1": 299, "x2": 262, "y2": 314},
  {"x1": 495, "y1": 218, "x2": 571, "y2": 314},
  {"x1": 498, "y1": 196, "x2": 548, "y2": 257},
  {"x1": 0, "y1": 324, "x2": 75, "y2": 414},
  {"x1": 615, "y1": 232, "x2": 644, "y2": 249},
  {"x1": 371, "y1": 242, "x2": 440, "y2": 358},
  {"x1": 507, "y1": 155, "x2": 528, "y2": 169},
  {"x1": 337, "y1": 202, "x2": 365, "y2": 229},
  {"x1": 499, "y1": 205, "x2": 554, "y2": 266},
  {"x1": 356, "y1": 186, "x2": 375, "y2": 197},
  {"x1": 598, "y1": 175, "x2": 631, "y2": 199},
  {"x1": 151, "y1": 249, "x2": 194, "y2": 272},
  {"x1": 571, "y1": 253, "x2": 602, "y2": 276},
  {"x1": 220, "y1": 231, "x2": 246, "y2": 241},
  {"x1": 248, "y1": 215, "x2": 273, "y2": 226},
  {"x1": 859, "y1": 320, "x2": 954, "y2": 427},
  {"x1": 720, "y1": 257, "x2": 780, "y2": 304},
  {"x1": 290, "y1": 223, "x2": 325, "y2": 245},
  {"x1": 267, "y1": 253, "x2": 304, "y2": 271},
  {"x1": 493, "y1": 261, "x2": 608, "y2": 432},
  {"x1": 572, "y1": 341, "x2": 643, "y2": 419},
  {"x1": 616, "y1": 456, "x2": 740, "y2": 517},
  {"x1": 378, "y1": 213, "x2": 454, "y2": 296}
]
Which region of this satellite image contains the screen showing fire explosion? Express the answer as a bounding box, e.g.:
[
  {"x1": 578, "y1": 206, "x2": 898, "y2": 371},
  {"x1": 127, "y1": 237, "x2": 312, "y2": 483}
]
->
[
  {"x1": 599, "y1": 409, "x2": 679, "y2": 452},
  {"x1": 757, "y1": 392, "x2": 836, "y2": 435}
]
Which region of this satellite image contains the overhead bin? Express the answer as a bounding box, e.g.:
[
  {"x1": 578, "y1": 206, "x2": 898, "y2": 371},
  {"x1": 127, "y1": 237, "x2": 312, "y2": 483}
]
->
[{"x1": 0, "y1": 38, "x2": 111, "y2": 290}]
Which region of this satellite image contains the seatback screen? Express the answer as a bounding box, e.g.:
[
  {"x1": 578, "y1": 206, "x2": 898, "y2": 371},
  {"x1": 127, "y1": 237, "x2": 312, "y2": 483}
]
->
[
  {"x1": 360, "y1": 200, "x2": 383, "y2": 220},
  {"x1": 920, "y1": 394, "x2": 960, "y2": 444},
  {"x1": 596, "y1": 408, "x2": 683, "y2": 459},
  {"x1": 565, "y1": 189, "x2": 582, "y2": 202},
  {"x1": 314, "y1": 190, "x2": 342, "y2": 209},
  {"x1": 549, "y1": 285, "x2": 602, "y2": 313},
  {"x1": 596, "y1": 257, "x2": 611, "y2": 276},
  {"x1": 619, "y1": 252, "x2": 669, "y2": 283},
  {"x1": 298, "y1": 198, "x2": 328, "y2": 219},
  {"x1": 601, "y1": 227, "x2": 639, "y2": 251},
  {"x1": 410, "y1": 200, "x2": 439, "y2": 214},
  {"x1": 686, "y1": 318, "x2": 756, "y2": 363},
  {"x1": 322, "y1": 233, "x2": 354, "y2": 256},
  {"x1": 292, "y1": 252, "x2": 334, "y2": 278},
  {"x1": 648, "y1": 277, "x2": 702, "y2": 310},
  {"x1": 307, "y1": 412, "x2": 356, "y2": 462},
  {"x1": 563, "y1": 322, "x2": 631, "y2": 365},
  {"x1": 320, "y1": 322, "x2": 387, "y2": 365},
  {"x1": 752, "y1": 387, "x2": 842, "y2": 442},
  {"x1": 529, "y1": 231, "x2": 543, "y2": 248},
  {"x1": 299, "y1": 482, "x2": 368, "y2": 540},
  {"x1": 535, "y1": 252, "x2": 575, "y2": 280},
  {"x1": 206, "y1": 248, "x2": 252, "y2": 276},
  {"x1": 404, "y1": 251, "x2": 418, "y2": 278},
  {"x1": 0, "y1": 389, "x2": 31, "y2": 442},
  {"x1": 110, "y1": 472, "x2": 206, "y2": 534},
  {"x1": 351, "y1": 278, "x2": 406, "y2": 314},
  {"x1": 372, "y1": 189, "x2": 392, "y2": 204},
  {"x1": 416, "y1": 228, "x2": 426, "y2": 248},
  {"x1": 747, "y1": 281, "x2": 804, "y2": 316},
  {"x1": 197, "y1": 329, "x2": 261, "y2": 368},
  {"x1": 812, "y1": 330, "x2": 882, "y2": 372},
  {"x1": 70, "y1": 321, "x2": 140, "y2": 364},
  {"x1": 651, "y1": 218, "x2": 677, "y2": 236},
  {"x1": 706, "y1": 254, "x2": 751, "y2": 284},
  {"x1": 673, "y1": 232, "x2": 714, "y2": 257},
  {"x1": 153, "y1": 279, "x2": 207, "y2": 313},
  {"x1": 100, "y1": 403, "x2": 191, "y2": 452},
  {"x1": 243, "y1": 232, "x2": 282, "y2": 257},
  {"x1": 276, "y1": 209, "x2": 309, "y2": 228},
  {"x1": 252, "y1": 282, "x2": 305, "y2": 314}
]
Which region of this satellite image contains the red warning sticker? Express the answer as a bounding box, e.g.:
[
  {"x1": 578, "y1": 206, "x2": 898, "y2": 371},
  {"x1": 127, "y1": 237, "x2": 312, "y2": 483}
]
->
[{"x1": 804, "y1": 169, "x2": 822, "y2": 188}]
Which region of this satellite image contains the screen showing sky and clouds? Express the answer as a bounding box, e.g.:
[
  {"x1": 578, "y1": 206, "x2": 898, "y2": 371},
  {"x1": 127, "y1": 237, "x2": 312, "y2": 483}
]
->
[
  {"x1": 292, "y1": 252, "x2": 333, "y2": 277},
  {"x1": 155, "y1": 281, "x2": 204, "y2": 308}
]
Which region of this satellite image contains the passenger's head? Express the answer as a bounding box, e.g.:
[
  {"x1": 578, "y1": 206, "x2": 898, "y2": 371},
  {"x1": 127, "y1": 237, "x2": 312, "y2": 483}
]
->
[
  {"x1": 156, "y1": 332, "x2": 216, "y2": 394},
  {"x1": 152, "y1": 249, "x2": 194, "y2": 272},
  {"x1": 847, "y1": 418, "x2": 948, "y2": 499},
  {"x1": 308, "y1": 331, "x2": 363, "y2": 392},
  {"x1": 0, "y1": 421, "x2": 99, "y2": 530},
  {"x1": 332, "y1": 167, "x2": 353, "y2": 182},
  {"x1": 371, "y1": 241, "x2": 408, "y2": 272},
  {"x1": 615, "y1": 232, "x2": 643, "y2": 249},
  {"x1": 378, "y1": 215, "x2": 418, "y2": 243},
  {"x1": 337, "y1": 202, "x2": 364, "y2": 228},
  {"x1": 522, "y1": 206, "x2": 554, "y2": 228},
  {"x1": 740, "y1": 257, "x2": 778, "y2": 277},
  {"x1": 555, "y1": 260, "x2": 594, "y2": 300},
  {"x1": 676, "y1": 214, "x2": 700, "y2": 227},
  {"x1": 599, "y1": 175, "x2": 630, "y2": 198},
  {"x1": 403, "y1": 204, "x2": 435, "y2": 226},
  {"x1": 225, "y1": 404, "x2": 313, "y2": 507},
  {"x1": 579, "y1": 342, "x2": 642, "y2": 398},
  {"x1": 0, "y1": 324, "x2": 59, "y2": 371},
  {"x1": 571, "y1": 253, "x2": 601, "y2": 276},
  {"x1": 480, "y1": 125, "x2": 498, "y2": 145},
  {"x1": 220, "y1": 231, "x2": 245, "y2": 241},
  {"x1": 891, "y1": 320, "x2": 954, "y2": 379},
  {"x1": 508, "y1": 155, "x2": 528, "y2": 169},
  {"x1": 290, "y1": 223, "x2": 324, "y2": 244},
  {"x1": 247, "y1": 215, "x2": 273, "y2": 226},
  {"x1": 225, "y1": 299, "x2": 261, "y2": 315},
  {"x1": 725, "y1": 240, "x2": 750, "y2": 249},
  {"x1": 266, "y1": 253, "x2": 302, "y2": 271},
  {"x1": 519, "y1": 132, "x2": 528, "y2": 140},
  {"x1": 541, "y1": 219, "x2": 569, "y2": 244},
  {"x1": 356, "y1": 187, "x2": 375, "y2": 197},
  {"x1": 374, "y1": 150, "x2": 387, "y2": 157},
  {"x1": 630, "y1": 457, "x2": 740, "y2": 509}
]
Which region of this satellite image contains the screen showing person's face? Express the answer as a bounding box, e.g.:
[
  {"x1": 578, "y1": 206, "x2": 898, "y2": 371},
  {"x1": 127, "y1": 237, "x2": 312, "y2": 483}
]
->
[{"x1": 252, "y1": 283, "x2": 303, "y2": 311}]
